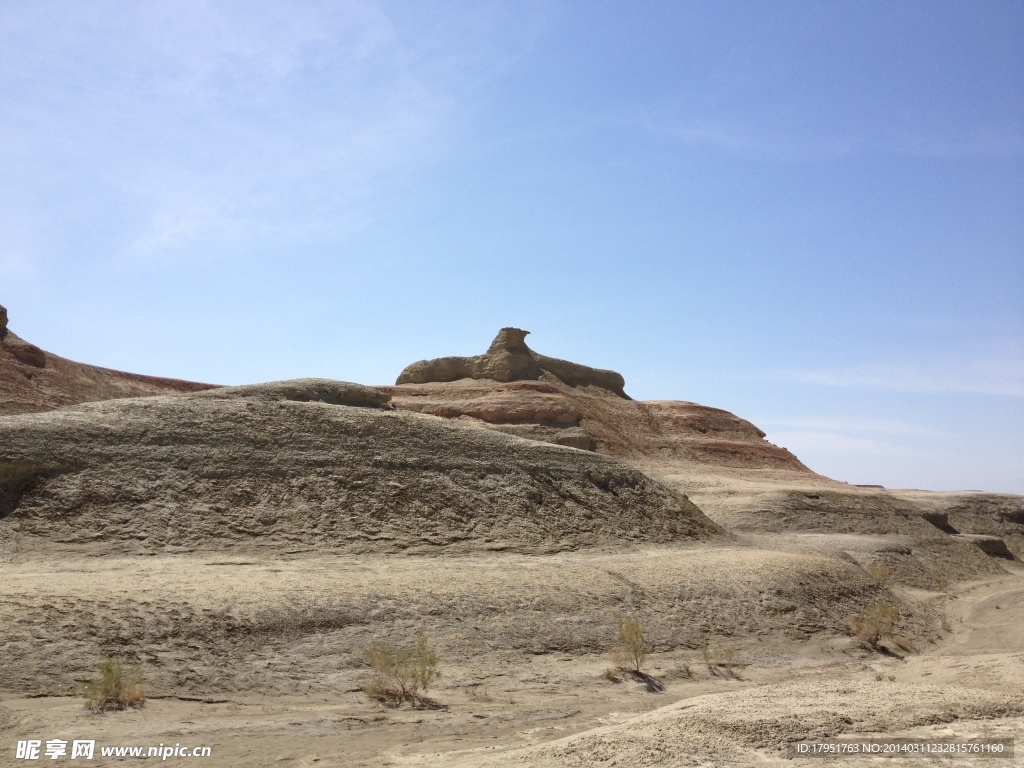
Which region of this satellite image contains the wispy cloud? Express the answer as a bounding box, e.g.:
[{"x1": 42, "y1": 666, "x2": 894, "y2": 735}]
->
[
  {"x1": 762, "y1": 355, "x2": 1024, "y2": 398},
  {"x1": 645, "y1": 115, "x2": 1024, "y2": 163},
  {"x1": 643, "y1": 116, "x2": 859, "y2": 163},
  {"x1": 758, "y1": 417, "x2": 945, "y2": 439},
  {"x1": 757, "y1": 415, "x2": 944, "y2": 463},
  {"x1": 765, "y1": 430, "x2": 935, "y2": 459},
  {"x1": 0, "y1": 1, "x2": 545, "y2": 267},
  {"x1": 887, "y1": 124, "x2": 1024, "y2": 159}
]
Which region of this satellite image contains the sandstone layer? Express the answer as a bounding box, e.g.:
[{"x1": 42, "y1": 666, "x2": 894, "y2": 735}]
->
[
  {"x1": 382, "y1": 378, "x2": 809, "y2": 470},
  {"x1": 0, "y1": 381, "x2": 721, "y2": 557},
  {"x1": 890, "y1": 489, "x2": 1024, "y2": 560},
  {"x1": 381, "y1": 333, "x2": 1019, "y2": 594},
  {"x1": 397, "y1": 328, "x2": 629, "y2": 398}
]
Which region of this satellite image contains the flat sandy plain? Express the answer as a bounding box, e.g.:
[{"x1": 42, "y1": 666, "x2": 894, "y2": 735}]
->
[{"x1": 2, "y1": 535, "x2": 1022, "y2": 767}]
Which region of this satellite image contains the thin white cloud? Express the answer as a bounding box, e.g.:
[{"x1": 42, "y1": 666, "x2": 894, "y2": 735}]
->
[
  {"x1": 887, "y1": 124, "x2": 1024, "y2": 159},
  {"x1": 758, "y1": 417, "x2": 945, "y2": 439},
  {"x1": 0, "y1": 1, "x2": 547, "y2": 267},
  {"x1": 766, "y1": 430, "x2": 935, "y2": 459},
  {"x1": 764, "y1": 355, "x2": 1024, "y2": 398},
  {"x1": 646, "y1": 116, "x2": 1024, "y2": 163},
  {"x1": 645, "y1": 116, "x2": 858, "y2": 163}
]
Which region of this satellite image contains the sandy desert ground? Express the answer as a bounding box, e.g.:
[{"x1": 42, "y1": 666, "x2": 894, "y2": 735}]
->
[
  {"x1": 2, "y1": 321, "x2": 1022, "y2": 766},
  {"x1": 1, "y1": 546, "x2": 1021, "y2": 766}
]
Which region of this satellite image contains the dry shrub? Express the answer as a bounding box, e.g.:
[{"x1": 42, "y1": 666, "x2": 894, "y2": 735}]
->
[
  {"x1": 362, "y1": 673, "x2": 395, "y2": 702},
  {"x1": 703, "y1": 645, "x2": 742, "y2": 679},
  {"x1": 851, "y1": 601, "x2": 900, "y2": 649},
  {"x1": 602, "y1": 667, "x2": 622, "y2": 683},
  {"x1": 363, "y1": 635, "x2": 440, "y2": 706},
  {"x1": 865, "y1": 564, "x2": 889, "y2": 583},
  {"x1": 82, "y1": 658, "x2": 145, "y2": 712},
  {"x1": 612, "y1": 616, "x2": 646, "y2": 673}
]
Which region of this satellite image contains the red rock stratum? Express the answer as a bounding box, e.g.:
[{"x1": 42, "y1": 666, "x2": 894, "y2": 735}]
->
[
  {"x1": 385, "y1": 327, "x2": 808, "y2": 470},
  {"x1": 0, "y1": 303, "x2": 217, "y2": 416}
]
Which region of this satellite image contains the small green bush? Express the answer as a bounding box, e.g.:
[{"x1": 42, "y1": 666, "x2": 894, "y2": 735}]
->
[
  {"x1": 613, "y1": 616, "x2": 647, "y2": 674},
  {"x1": 364, "y1": 635, "x2": 440, "y2": 706},
  {"x1": 82, "y1": 658, "x2": 145, "y2": 712},
  {"x1": 851, "y1": 601, "x2": 900, "y2": 649}
]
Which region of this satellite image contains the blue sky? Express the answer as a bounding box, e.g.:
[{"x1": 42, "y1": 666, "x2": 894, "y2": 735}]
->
[{"x1": 2, "y1": 1, "x2": 1022, "y2": 493}]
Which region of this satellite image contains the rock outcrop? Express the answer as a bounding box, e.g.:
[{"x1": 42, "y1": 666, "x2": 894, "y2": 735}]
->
[
  {"x1": 0, "y1": 305, "x2": 46, "y2": 368},
  {"x1": 397, "y1": 328, "x2": 629, "y2": 398},
  {"x1": 0, "y1": 383, "x2": 722, "y2": 555},
  {"x1": 389, "y1": 329, "x2": 812, "y2": 469},
  {"x1": 383, "y1": 377, "x2": 809, "y2": 470},
  {"x1": 193, "y1": 378, "x2": 392, "y2": 409},
  {"x1": 0, "y1": 304, "x2": 217, "y2": 415},
  {"x1": 893, "y1": 490, "x2": 1024, "y2": 559}
]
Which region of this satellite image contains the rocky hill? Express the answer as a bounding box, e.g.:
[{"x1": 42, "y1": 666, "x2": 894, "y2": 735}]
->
[
  {"x1": 1, "y1": 319, "x2": 1019, "y2": 563},
  {"x1": 385, "y1": 328, "x2": 808, "y2": 470},
  {"x1": 382, "y1": 329, "x2": 1022, "y2": 569},
  {"x1": 0, "y1": 303, "x2": 217, "y2": 416},
  {"x1": 2, "y1": 317, "x2": 1022, "y2": 766},
  {"x1": 0, "y1": 380, "x2": 721, "y2": 557}
]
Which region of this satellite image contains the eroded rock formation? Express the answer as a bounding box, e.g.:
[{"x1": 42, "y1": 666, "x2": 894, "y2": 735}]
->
[
  {"x1": 0, "y1": 304, "x2": 217, "y2": 415},
  {"x1": 0, "y1": 304, "x2": 46, "y2": 367},
  {"x1": 386, "y1": 328, "x2": 812, "y2": 465},
  {"x1": 397, "y1": 328, "x2": 629, "y2": 399},
  {"x1": 0, "y1": 386, "x2": 722, "y2": 554},
  {"x1": 194, "y1": 378, "x2": 391, "y2": 409}
]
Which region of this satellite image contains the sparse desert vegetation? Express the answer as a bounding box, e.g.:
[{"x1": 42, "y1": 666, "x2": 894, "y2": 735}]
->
[
  {"x1": 851, "y1": 601, "x2": 901, "y2": 650},
  {"x1": 1, "y1": 0, "x2": 1023, "y2": 762},
  {"x1": 363, "y1": 635, "x2": 440, "y2": 707},
  {"x1": 81, "y1": 658, "x2": 145, "y2": 713},
  {"x1": 612, "y1": 616, "x2": 647, "y2": 674},
  {"x1": 602, "y1": 666, "x2": 622, "y2": 683},
  {"x1": 702, "y1": 645, "x2": 742, "y2": 679},
  {"x1": 865, "y1": 563, "x2": 889, "y2": 583}
]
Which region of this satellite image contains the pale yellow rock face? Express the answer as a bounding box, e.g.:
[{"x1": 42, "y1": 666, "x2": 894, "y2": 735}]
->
[{"x1": 396, "y1": 327, "x2": 628, "y2": 397}]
